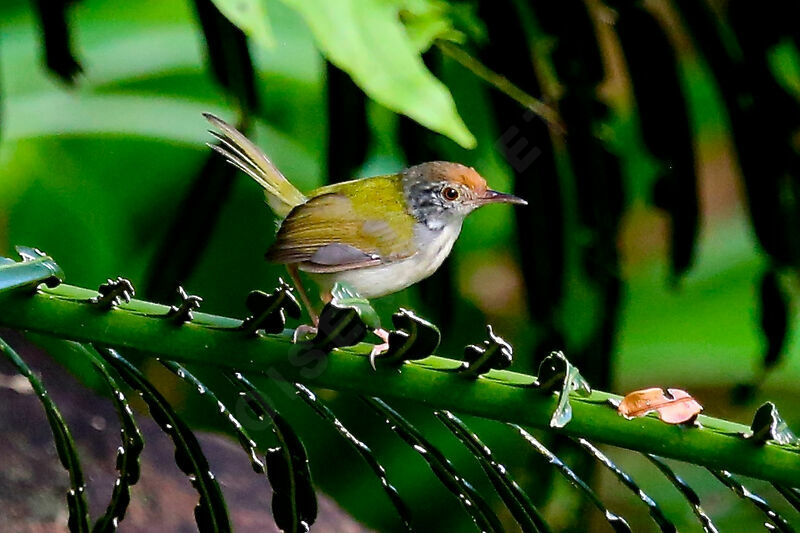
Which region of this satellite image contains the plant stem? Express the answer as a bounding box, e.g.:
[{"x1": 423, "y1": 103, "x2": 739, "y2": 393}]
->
[{"x1": 0, "y1": 283, "x2": 798, "y2": 486}]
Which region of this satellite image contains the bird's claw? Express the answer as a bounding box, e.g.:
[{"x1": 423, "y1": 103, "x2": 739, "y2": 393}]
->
[
  {"x1": 292, "y1": 324, "x2": 318, "y2": 343},
  {"x1": 369, "y1": 328, "x2": 391, "y2": 370}
]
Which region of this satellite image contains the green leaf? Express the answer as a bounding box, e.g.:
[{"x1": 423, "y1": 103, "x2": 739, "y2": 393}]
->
[
  {"x1": 400, "y1": 0, "x2": 464, "y2": 52},
  {"x1": 210, "y1": 0, "x2": 274, "y2": 47},
  {"x1": 229, "y1": 373, "x2": 317, "y2": 532},
  {"x1": 0, "y1": 247, "x2": 63, "y2": 293},
  {"x1": 743, "y1": 402, "x2": 799, "y2": 446},
  {"x1": 0, "y1": 336, "x2": 90, "y2": 533},
  {"x1": 329, "y1": 281, "x2": 381, "y2": 330},
  {"x1": 537, "y1": 351, "x2": 592, "y2": 429},
  {"x1": 97, "y1": 347, "x2": 232, "y2": 532},
  {"x1": 279, "y1": 0, "x2": 476, "y2": 148}
]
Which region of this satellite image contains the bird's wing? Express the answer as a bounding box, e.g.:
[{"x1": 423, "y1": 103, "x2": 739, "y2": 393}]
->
[{"x1": 266, "y1": 191, "x2": 418, "y2": 273}]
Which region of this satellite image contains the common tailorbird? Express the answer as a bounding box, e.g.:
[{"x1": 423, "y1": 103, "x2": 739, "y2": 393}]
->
[{"x1": 204, "y1": 113, "x2": 526, "y2": 350}]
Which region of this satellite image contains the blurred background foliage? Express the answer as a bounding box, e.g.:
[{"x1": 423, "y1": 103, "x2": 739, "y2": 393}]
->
[{"x1": 2, "y1": 0, "x2": 800, "y2": 530}]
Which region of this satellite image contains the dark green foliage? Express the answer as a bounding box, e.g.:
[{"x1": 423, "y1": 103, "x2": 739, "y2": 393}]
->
[
  {"x1": 1, "y1": 259, "x2": 800, "y2": 530},
  {"x1": 709, "y1": 470, "x2": 795, "y2": 532},
  {"x1": 98, "y1": 347, "x2": 232, "y2": 532},
  {"x1": 575, "y1": 438, "x2": 675, "y2": 532},
  {"x1": 326, "y1": 62, "x2": 369, "y2": 183},
  {"x1": 80, "y1": 344, "x2": 144, "y2": 533},
  {"x1": 30, "y1": 0, "x2": 83, "y2": 83},
  {"x1": 0, "y1": 336, "x2": 90, "y2": 533},
  {"x1": 191, "y1": 0, "x2": 259, "y2": 113},
  {"x1": 229, "y1": 373, "x2": 317, "y2": 533},
  {"x1": 759, "y1": 269, "x2": 790, "y2": 369},
  {"x1": 479, "y1": 0, "x2": 565, "y2": 358},
  {"x1": 145, "y1": 0, "x2": 260, "y2": 301},
  {"x1": 293, "y1": 383, "x2": 412, "y2": 531},
  {"x1": 436, "y1": 411, "x2": 549, "y2": 533},
  {"x1": 372, "y1": 308, "x2": 441, "y2": 366},
  {"x1": 144, "y1": 153, "x2": 241, "y2": 300},
  {"x1": 364, "y1": 397, "x2": 504, "y2": 532},
  {"x1": 675, "y1": 0, "x2": 800, "y2": 267},
  {"x1": 3, "y1": 0, "x2": 800, "y2": 530},
  {"x1": 513, "y1": 425, "x2": 631, "y2": 532},
  {"x1": 647, "y1": 455, "x2": 719, "y2": 533},
  {"x1": 611, "y1": 0, "x2": 699, "y2": 282},
  {"x1": 161, "y1": 360, "x2": 266, "y2": 473}
]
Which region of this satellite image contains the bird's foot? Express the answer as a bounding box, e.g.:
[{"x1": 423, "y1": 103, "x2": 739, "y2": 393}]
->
[
  {"x1": 292, "y1": 324, "x2": 318, "y2": 343},
  {"x1": 369, "y1": 328, "x2": 391, "y2": 370}
]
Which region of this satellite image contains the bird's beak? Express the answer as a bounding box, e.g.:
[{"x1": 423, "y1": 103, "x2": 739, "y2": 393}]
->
[{"x1": 475, "y1": 189, "x2": 528, "y2": 206}]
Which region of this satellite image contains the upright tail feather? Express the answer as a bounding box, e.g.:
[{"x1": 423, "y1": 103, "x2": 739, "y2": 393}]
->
[{"x1": 203, "y1": 113, "x2": 307, "y2": 218}]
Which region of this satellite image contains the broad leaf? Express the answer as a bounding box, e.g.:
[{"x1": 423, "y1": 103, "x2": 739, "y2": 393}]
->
[{"x1": 278, "y1": 0, "x2": 476, "y2": 148}]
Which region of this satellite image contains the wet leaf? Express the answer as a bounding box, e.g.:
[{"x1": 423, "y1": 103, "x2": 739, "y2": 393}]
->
[
  {"x1": 75, "y1": 344, "x2": 144, "y2": 533},
  {"x1": 0, "y1": 336, "x2": 89, "y2": 532},
  {"x1": 709, "y1": 470, "x2": 795, "y2": 532},
  {"x1": 294, "y1": 384, "x2": 412, "y2": 531},
  {"x1": 514, "y1": 425, "x2": 631, "y2": 532},
  {"x1": 229, "y1": 374, "x2": 317, "y2": 533},
  {"x1": 98, "y1": 348, "x2": 231, "y2": 532},
  {"x1": 162, "y1": 361, "x2": 265, "y2": 474},
  {"x1": 742, "y1": 402, "x2": 799, "y2": 446},
  {"x1": 575, "y1": 439, "x2": 676, "y2": 533},
  {"x1": 364, "y1": 397, "x2": 504, "y2": 532},
  {"x1": 618, "y1": 388, "x2": 702, "y2": 425},
  {"x1": 329, "y1": 282, "x2": 381, "y2": 330},
  {"x1": 537, "y1": 351, "x2": 592, "y2": 428},
  {"x1": 437, "y1": 411, "x2": 549, "y2": 532},
  {"x1": 647, "y1": 455, "x2": 719, "y2": 533}
]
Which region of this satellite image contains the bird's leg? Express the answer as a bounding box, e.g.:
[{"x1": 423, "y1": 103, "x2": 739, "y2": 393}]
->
[
  {"x1": 286, "y1": 264, "x2": 318, "y2": 325},
  {"x1": 369, "y1": 328, "x2": 391, "y2": 370},
  {"x1": 287, "y1": 264, "x2": 319, "y2": 342}
]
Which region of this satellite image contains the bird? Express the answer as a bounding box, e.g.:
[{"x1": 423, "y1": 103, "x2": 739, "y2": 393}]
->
[{"x1": 203, "y1": 113, "x2": 526, "y2": 351}]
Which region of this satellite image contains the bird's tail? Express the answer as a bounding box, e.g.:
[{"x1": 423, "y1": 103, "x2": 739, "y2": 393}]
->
[{"x1": 203, "y1": 113, "x2": 307, "y2": 218}]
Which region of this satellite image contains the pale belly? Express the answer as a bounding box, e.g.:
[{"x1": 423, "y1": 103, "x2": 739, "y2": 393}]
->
[{"x1": 309, "y1": 222, "x2": 462, "y2": 299}]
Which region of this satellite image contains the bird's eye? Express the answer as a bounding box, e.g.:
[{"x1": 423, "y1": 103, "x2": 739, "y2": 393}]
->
[{"x1": 442, "y1": 187, "x2": 460, "y2": 201}]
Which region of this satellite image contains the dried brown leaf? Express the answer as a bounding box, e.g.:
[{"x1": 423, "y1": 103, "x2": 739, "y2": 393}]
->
[{"x1": 617, "y1": 387, "x2": 702, "y2": 424}]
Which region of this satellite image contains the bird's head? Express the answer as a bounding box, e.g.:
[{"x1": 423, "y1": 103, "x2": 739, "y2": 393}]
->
[{"x1": 402, "y1": 162, "x2": 527, "y2": 230}]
